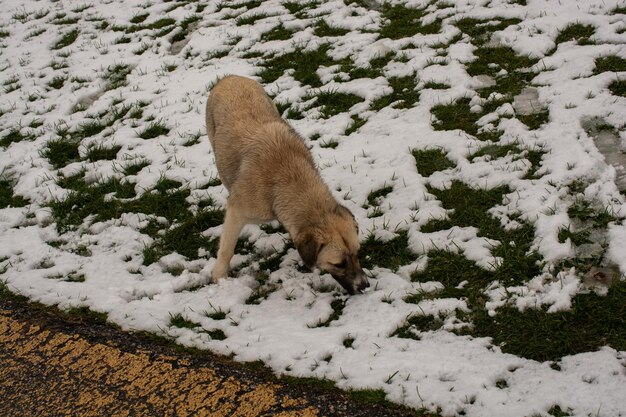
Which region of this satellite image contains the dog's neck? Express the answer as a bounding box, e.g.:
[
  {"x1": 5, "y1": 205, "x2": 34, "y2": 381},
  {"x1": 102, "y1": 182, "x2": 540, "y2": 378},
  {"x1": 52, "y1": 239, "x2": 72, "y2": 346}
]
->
[{"x1": 272, "y1": 160, "x2": 337, "y2": 237}]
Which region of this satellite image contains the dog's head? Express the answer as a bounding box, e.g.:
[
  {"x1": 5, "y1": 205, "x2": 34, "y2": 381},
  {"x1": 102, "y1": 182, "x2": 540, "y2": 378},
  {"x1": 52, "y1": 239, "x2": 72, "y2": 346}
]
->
[{"x1": 295, "y1": 205, "x2": 369, "y2": 295}]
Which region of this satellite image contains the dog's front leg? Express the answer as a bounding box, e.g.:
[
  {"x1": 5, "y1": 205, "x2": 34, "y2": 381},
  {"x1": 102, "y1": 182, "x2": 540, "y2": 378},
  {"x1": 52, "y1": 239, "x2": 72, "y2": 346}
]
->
[{"x1": 212, "y1": 198, "x2": 247, "y2": 282}]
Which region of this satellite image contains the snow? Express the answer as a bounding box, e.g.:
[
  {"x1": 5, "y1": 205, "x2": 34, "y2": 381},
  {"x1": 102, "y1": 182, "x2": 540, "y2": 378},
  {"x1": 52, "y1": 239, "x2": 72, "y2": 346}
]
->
[{"x1": 1, "y1": 0, "x2": 625, "y2": 416}]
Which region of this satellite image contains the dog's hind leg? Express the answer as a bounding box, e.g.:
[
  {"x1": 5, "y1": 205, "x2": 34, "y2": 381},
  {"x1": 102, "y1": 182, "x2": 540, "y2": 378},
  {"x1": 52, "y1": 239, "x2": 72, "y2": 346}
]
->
[{"x1": 212, "y1": 197, "x2": 247, "y2": 282}]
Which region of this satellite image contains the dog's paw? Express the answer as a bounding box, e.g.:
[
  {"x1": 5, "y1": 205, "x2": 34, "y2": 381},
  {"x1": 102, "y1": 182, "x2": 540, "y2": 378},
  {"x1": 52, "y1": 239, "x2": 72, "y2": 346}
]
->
[{"x1": 211, "y1": 263, "x2": 229, "y2": 283}]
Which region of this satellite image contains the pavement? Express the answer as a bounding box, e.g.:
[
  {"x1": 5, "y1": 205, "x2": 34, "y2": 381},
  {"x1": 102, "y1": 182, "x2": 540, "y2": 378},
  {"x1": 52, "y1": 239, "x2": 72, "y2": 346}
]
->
[{"x1": 0, "y1": 296, "x2": 419, "y2": 417}]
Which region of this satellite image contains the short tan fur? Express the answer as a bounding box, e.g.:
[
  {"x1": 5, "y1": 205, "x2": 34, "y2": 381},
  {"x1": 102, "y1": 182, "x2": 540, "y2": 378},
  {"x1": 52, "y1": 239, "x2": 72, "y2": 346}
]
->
[{"x1": 205, "y1": 75, "x2": 368, "y2": 294}]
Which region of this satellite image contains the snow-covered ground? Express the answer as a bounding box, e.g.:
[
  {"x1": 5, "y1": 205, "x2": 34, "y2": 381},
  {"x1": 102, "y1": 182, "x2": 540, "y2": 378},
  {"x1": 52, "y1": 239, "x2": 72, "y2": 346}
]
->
[{"x1": 1, "y1": 0, "x2": 625, "y2": 416}]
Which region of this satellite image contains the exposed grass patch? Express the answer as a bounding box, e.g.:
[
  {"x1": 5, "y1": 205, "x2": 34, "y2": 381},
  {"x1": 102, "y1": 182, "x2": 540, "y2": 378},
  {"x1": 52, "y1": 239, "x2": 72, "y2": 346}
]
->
[
  {"x1": 48, "y1": 76, "x2": 67, "y2": 89},
  {"x1": 260, "y1": 44, "x2": 334, "y2": 87},
  {"x1": 430, "y1": 97, "x2": 479, "y2": 136},
  {"x1": 52, "y1": 28, "x2": 79, "y2": 49},
  {"x1": 260, "y1": 23, "x2": 294, "y2": 41},
  {"x1": 467, "y1": 46, "x2": 537, "y2": 78},
  {"x1": 312, "y1": 298, "x2": 345, "y2": 327},
  {"x1": 320, "y1": 139, "x2": 339, "y2": 149},
  {"x1": 50, "y1": 177, "x2": 139, "y2": 232},
  {"x1": 608, "y1": 78, "x2": 626, "y2": 97},
  {"x1": 345, "y1": 115, "x2": 366, "y2": 135},
  {"x1": 122, "y1": 160, "x2": 150, "y2": 176},
  {"x1": 305, "y1": 90, "x2": 364, "y2": 118},
  {"x1": 130, "y1": 13, "x2": 149, "y2": 24},
  {"x1": 422, "y1": 81, "x2": 450, "y2": 90},
  {"x1": 0, "y1": 179, "x2": 29, "y2": 208},
  {"x1": 455, "y1": 18, "x2": 521, "y2": 45},
  {"x1": 517, "y1": 110, "x2": 550, "y2": 130},
  {"x1": 392, "y1": 313, "x2": 444, "y2": 339},
  {"x1": 412, "y1": 148, "x2": 455, "y2": 176},
  {"x1": 341, "y1": 52, "x2": 395, "y2": 80},
  {"x1": 315, "y1": 19, "x2": 350, "y2": 37},
  {"x1": 557, "y1": 226, "x2": 591, "y2": 246},
  {"x1": 1, "y1": 128, "x2": 36, "y2": 148},
  {"x1": 379, "y1": 3, "x2": 441, "y2": 39},
  {"x1": 555, "y1": 23, "x2": 595, "y2": 45},
  {"x1": 593, "y1": 55, "x2": 626, "y2": 74},
  {"x1": 44, "y1": 137, "x2": 81, "y2": 168},
  {"x1": 138, "y1": 121, "x2": 170, "y2": 139},
  {"x1": 170, "y1": 313, "x2": 198, "y2": 329},
  {"x1": 282, "y1": 1, "x2": 316, "y2": 19},
  {"x1": 104, "y1": 63, "x2": 133, "y2": 90},
  {"x1": 469, "y1": 144, "x2": 521, "y2": 161},
  {"x1": 171, "y1": 14, "x2": 202, "y2": 43},
  {"x1": 465, "y1": 280, "x2": 626, "y2": 361},
  {"x1": 366, "y1": 185, "x2": 393, "y2": 206},
  {"x1": 360, "y1": 230, "x2": 416, "y2": 270},
  {"x1": 421, "y1": 181, "x2": 542, "y2": 286},
  {"x1": 85, "y1": 144, "x2": 122, "y2": 162},
  {"x1": 142, "y1": 207, "x2": 223, "y2": 265},
  {"x1": 421, "y1": 181, "x2": 508, "y2": 236},
  {"x1": 236, "y1": 12, "x2": 270, "y2": 26},
  {"x1": 371, "y1": 75, "x2": 419, "y2": 110}
]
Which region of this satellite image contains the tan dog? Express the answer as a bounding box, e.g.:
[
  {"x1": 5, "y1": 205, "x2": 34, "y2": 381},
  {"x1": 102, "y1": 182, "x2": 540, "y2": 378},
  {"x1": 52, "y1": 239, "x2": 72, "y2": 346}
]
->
[{"x1": 205, "y1": 75, "x2": 369, "y2": 294}]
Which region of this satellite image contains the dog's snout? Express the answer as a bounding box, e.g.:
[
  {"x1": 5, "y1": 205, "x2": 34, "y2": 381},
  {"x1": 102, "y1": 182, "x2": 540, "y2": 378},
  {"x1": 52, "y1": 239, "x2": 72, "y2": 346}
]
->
[{"x1": 350, "y1": 273, "x2": 370, "y2": 294}]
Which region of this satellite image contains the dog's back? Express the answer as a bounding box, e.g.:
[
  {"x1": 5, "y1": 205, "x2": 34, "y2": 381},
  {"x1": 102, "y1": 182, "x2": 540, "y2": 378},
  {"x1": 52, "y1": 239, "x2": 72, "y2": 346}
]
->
[{"x1": 206, "y1": 76, "x2": 286, "y2": 189}]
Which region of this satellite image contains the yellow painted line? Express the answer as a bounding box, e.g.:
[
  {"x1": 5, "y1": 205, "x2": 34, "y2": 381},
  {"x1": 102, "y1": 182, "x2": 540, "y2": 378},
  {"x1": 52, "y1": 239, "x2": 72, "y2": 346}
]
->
[{"x1": 0, "y1": 309, "x2": 319, "y2": 417}]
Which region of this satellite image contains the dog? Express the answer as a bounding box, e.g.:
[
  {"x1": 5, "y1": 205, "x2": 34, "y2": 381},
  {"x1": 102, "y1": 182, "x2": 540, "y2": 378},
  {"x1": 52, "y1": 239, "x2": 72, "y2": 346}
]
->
[{"x1": 205, "y1": 75, "x2": 369, "y2": 294}]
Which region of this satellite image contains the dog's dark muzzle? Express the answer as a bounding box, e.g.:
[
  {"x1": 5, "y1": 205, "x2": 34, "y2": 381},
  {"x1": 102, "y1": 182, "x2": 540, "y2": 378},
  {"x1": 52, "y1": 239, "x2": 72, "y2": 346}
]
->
[{"x1": 332, "y1": 270, "x2": 370, "y2": 295}]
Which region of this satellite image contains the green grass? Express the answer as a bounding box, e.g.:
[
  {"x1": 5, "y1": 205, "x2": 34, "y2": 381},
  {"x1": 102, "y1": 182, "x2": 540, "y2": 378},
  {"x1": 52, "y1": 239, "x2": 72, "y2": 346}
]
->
[
  {"x1": 44, "y1": 137, "x2": 81, "y2": 168},
  {"x1": 608, "y1": 79, "x2": 626, "y2": 97},
  {"x1": 360, "y1": 230, "x2": 416, "y2": 270},
  {"x1": 517, "y1": 111, "x2": 550, "y2": 130},
  {"x1": 593, "y1": 55, "x2": 626, "y2": 74},
  {"x1": 421, "y1": 181, "x2": 506, "y2": 235},
  {"x1": 398, "y1": 240, "x2": 619, "y2": 362},
  {"x1": 345, "y1": 115, "x2": 366, "y2": 135},
  {"x1": 260, "y1": 23, "x2": 294, "y2": 41},
  {"x1": 123, "y1": 160, "x2": 151, "y2": 176},
  {"x1": 85, "y1": 144, "x2": 122, "y2": 162},
  {"x1": 47, "y1": 75, "x2": 66, "y2": 89},
  {"x1": 314, "y1": 19, "x2": 350, "y2": 37},
  {"x1": 138, "y1": 121, "x2": 170, "y2": 139},
  {"x1": 455, "y1": 18, "x2": 522, "y2": 45},
  {"x1": 379, "y1": 3, "x2": 441, "y2": 39},
  {"x1": 558, "y1": 226, "x2": 591, "y2": 246},
  {"x1": 464, "y1": 280, "x2": 626, "y2": 361},
  {"x1": 422, "y1": 81, "x2": 450, "y2": 90},
  {"x1": 366, "y1": 185, "x2": 393, "y2": 206},
  {"x1": 312, "y1": 299, "x2": 346, "y2": 327},
  {"x1": 142, "y1": 207, "x2": 223, "y2": 265},
  {"x1": 371, "y1": 75, "x2": 419, "y2": 110},
  {"x1": 0, "y1": 179, "x2": 29, "y2": 208},
  {"x1": 282, "y1": 1, "x2": 316, "y2": 18},
  {"x1": 467, "y1": 46, "x2": 537, "y2": 78},
  {"x1": 430, "y1": 97, "x2": 480, "y2": 136},
  {"x1": 52, "y1": 28, "x2": 79, "y2": 49},
  {"x1": 393, "y1": 313, "x2": 445, "y2": 339},
  {"x1": 341, "y1": 52, "x2": 395, "y2": 80},
  {"x1": 236, "y1": 12, "x2": 270, "y2": 26},
  {"x1": 412, "y1": 148, "x2": 455, "y2": 176},
  {"x1": 170, "y1": 313, "x2": 198, "y2": 329},
  {"x1": 259, "y1": 44, "x2": 334, "y2": 87},
  {"x1": 130, "y1": 13, "x2": 149, "y2": 24},
  {"x1": 470, "y1": 144, "x2": 522, "y2": 161},
  {"x1": 1, "y1": 128, "x2": 36, "y2": 148},
  {"x1": 171, "y1": 14, "x2": 202, "y2": 43},
  {"x1": 555, "y1": 23, "x2": 595, "y2": 45},
  {"x1": 305, "y1": 90, "x2": 364, "y2": 118},
  {"x1": 104, "y1": 64, "x2": 133, "y2": 90}
]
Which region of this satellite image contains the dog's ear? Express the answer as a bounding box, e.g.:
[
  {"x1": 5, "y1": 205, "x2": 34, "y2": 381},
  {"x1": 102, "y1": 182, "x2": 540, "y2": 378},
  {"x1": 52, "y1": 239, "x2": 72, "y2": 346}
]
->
[{"x1": 295, "y1": 231, "x2": 322, "y2": 269}]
